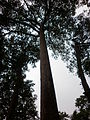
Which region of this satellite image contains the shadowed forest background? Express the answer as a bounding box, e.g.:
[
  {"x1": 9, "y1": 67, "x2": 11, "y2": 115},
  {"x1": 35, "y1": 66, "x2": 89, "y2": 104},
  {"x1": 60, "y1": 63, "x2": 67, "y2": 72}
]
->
[{"x1": 0, "y1": 0, "x2": 90, "y2": 120}]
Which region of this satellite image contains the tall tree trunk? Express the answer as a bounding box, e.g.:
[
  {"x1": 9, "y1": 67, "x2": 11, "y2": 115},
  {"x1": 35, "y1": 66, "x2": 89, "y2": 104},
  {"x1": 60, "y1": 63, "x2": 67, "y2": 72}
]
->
[
  {"x1": 40, "y1": 24, "x2": 59, "y2": 120},
  {"x1": 75, "y1": 42, "x2": 90, "y2": 103}
]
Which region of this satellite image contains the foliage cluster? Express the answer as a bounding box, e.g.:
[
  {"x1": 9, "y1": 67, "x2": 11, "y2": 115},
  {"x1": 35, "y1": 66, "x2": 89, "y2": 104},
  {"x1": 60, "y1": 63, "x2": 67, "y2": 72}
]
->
[{"x1": 71, "y1": 94, "x2": 90, "y2": 120}]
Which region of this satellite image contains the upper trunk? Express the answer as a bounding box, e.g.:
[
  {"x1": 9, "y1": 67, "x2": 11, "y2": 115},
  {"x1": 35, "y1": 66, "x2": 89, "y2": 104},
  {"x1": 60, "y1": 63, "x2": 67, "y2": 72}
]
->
[
  {"x1": 40, "y1": 24, "x2": 59, "y2": 120},
  {"x1": 75, "y1": 42, "x2": 90, "y2": 103}
]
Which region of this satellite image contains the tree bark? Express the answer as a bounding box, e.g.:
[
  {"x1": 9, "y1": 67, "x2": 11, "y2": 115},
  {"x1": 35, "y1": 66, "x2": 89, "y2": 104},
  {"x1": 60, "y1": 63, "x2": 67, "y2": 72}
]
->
[
  {"x1": 75, "y1": 42, "x2": 90, "y2": 103},
  {"x1": 40, "y1": 24, "x2": 59, "y2": 120}
]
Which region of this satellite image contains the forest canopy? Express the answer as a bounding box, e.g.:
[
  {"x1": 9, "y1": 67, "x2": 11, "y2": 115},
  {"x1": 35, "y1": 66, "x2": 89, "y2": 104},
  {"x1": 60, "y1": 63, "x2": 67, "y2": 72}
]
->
[{"x1": 0, "y1": 0, "x2": 90, "y2": 120}]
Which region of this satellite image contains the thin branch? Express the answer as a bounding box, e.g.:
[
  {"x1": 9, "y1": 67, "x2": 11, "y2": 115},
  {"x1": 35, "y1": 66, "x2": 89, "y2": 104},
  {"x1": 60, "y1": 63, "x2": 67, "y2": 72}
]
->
[
  {"x1": 24, "y1": 16, "x2": 40, "y2": 28},
  {"x1": 6, "y1": 16, "x2": 40, "y2": 33},
  {"x1": 0, "y1": 0, "x2": 40, "y2": 29},
  {"x1": 23, "y1": 0, "x2": 40, "y2": 25},
  {"x1": 80, "y1": 43, "x2": 90, "y2": 46},
  {"x1": 27, "y1": 19, "x2": 40, "y2": 30},
  {"x1": 2, "y1": 30, "x2": 39, "y2": 37},
  {"x1": 75, "y1": 42, "x2": 90, "y2": 47}
]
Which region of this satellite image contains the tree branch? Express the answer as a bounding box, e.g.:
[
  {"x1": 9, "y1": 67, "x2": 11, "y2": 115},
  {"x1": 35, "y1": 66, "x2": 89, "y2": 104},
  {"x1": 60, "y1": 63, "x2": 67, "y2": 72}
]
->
[
  {"x1": 4, "y1": 15, "x2": 40, "y2": 33},
  {"x1": 0, "y1": 0, "x2": 40, "y2": 30},
  {"x1": 23, "y1": 0, "x2": 40, "y2": 26},
  {"x1": 2, "y1": 30, "x2": 39, "y2": 37}
]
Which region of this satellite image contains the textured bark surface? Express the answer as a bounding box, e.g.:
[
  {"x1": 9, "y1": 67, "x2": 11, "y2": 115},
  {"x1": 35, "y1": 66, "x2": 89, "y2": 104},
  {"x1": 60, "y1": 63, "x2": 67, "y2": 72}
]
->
[
  {"x1": 75, "y1": 43, "x2": 90, "y2": 103},
  {"x1": 40, "y1": 24, "x2": 59, "y2": 120}
]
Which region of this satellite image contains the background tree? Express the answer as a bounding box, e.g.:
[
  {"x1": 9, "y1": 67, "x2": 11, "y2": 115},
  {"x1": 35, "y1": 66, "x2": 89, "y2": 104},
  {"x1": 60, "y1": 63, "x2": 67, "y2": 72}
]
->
[
  {"x1": 49, "y1": 1, "x2": 90, "y2": 103},
  {"x1": 0, "y1": 29, "x2": 39, "y2": 119},
  {"x1": 74, "y1": 42, "x2": 90, "y2": 103},
  {"x1": 70, "y1": 12, "x2": 90, "y2": 103}
]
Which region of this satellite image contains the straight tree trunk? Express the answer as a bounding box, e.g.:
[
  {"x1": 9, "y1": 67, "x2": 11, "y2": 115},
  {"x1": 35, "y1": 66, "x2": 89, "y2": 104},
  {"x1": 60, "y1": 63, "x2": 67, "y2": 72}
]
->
[
  {"x1": 40, "y1": 24, "x2": 59, "y2": 120},
  {"x1": 75, "y1": 42, "x2": 90, "y2": 103}
]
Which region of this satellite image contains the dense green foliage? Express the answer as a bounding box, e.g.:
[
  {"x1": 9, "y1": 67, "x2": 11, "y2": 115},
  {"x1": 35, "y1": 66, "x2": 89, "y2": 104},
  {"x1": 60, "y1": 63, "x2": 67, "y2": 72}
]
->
[
  {"x1": 0, "y1": 0, "x2": 76, "y2": 52},
  {"x1": 59, "y1": 111, "x2": 69, "y2": 120},
  {"x1": 0, "y1": 1, "x2": 89, "y2": 74},
  {"x1": 0, "y1": 32, "x2": 39, "y2": 119},
  {"x1": 71, "y1": 94, "x2": 90, "y2": 120},
  {"x1": 0, "y1": 4, "x2": 40, "y2": 118},
  {"x1": 1, "y1": 0, "x2": 89, "y2": 75},
  {"x1": 0, "y1": 79, "x2": 38, "y2": 120},
  {"x1": 56, "y1": 8, "x2": 90, "y2": 75}
]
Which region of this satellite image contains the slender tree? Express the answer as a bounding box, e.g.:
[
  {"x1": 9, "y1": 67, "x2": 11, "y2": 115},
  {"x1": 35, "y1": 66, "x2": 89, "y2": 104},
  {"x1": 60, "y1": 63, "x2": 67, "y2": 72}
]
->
[
  {"x1": 74, "y1": 42, "x2": 90, "y2": 103},
  {"x1": 49, "y1": 1, "x2": 90, "y2": 103},
  {"x1": 63, "y1": 13, "x2": 90, "y2": 103},
  {"x1": 40, "y1": 24, "x2": 59, "y2": 120}
]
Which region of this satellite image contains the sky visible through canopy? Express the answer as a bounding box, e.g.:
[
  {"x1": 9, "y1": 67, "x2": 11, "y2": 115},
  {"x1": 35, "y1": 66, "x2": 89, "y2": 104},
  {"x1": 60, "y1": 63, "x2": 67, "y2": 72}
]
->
[{"x1": 26, "y1": 51, "x2": 90, "y2": 115}]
